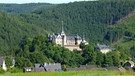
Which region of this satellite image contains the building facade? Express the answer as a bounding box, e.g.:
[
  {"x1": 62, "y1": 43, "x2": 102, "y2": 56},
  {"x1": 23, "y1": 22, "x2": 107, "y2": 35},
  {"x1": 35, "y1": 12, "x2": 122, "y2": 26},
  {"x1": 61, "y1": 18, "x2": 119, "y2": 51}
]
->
[
  {"x1": 48, "y1": 24, "x2": 88, "y2": 51},
  {"x1": 94, "y1": 44, "x2": 112, "y2": 54}
]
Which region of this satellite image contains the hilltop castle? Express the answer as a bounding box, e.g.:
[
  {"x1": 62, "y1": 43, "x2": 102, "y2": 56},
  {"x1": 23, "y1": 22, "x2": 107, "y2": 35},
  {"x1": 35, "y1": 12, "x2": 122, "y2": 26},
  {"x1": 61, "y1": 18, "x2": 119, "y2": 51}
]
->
[{"x1": 48, "y1": 23, "x2": 88, "y2": 51}]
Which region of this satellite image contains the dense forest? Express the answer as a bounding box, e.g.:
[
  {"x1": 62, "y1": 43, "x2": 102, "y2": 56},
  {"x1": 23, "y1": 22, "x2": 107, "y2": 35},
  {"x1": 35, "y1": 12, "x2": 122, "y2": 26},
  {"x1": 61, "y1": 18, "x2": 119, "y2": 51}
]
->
[
  {"x1": 20, "y1": 0, "x2": 135, "y2": 44},
  {"x1": 0, "y1": 0, "x2": 135, "y2": 72},
  {"x1": 0, "y1": 11, "x2": 48, "y2": 50},
  {"x1": 0, "y1": 3, "x2": 56, "y2": 14}
]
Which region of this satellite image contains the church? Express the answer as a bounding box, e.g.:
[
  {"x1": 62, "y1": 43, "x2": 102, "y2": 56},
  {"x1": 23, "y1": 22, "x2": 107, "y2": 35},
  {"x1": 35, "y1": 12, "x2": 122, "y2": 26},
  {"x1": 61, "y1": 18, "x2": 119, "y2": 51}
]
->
[{"x1": 48, "y1": 23, "x2": 88, "y2": 51}]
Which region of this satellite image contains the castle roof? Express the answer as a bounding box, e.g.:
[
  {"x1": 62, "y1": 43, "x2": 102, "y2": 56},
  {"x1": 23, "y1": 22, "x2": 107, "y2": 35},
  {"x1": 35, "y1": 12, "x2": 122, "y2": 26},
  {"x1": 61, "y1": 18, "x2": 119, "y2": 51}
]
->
[
  {"x1": 66, "y1": 36, "x2": 75, "y2": 40},
  {"x1": 54, "y1": 33, "x2": 62, "y2": 38},
  {"x1": 96, "y1": 44, "x2": 110, "y2": 50},
  {"x1": 66, "y1": 36, "x2": 82, "y2": 40}
]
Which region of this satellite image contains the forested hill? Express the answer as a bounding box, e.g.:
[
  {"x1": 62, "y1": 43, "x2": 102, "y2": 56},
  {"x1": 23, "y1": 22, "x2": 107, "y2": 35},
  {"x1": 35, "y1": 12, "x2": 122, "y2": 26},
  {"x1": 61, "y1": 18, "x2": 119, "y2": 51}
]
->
[
  {"x1": 0, "y1": 3, "x2": 56, "y2": 14},
  {"x1": 1, "y1": 0, "x2": 135, "y2": 70},
  {"x1": 0, "y1": 11, "x2": 48, "y2": 50},
  {"x1": 21, "y1": 0, "x2": 135, "y2": 43},
  {"x1": 112, "y1": 12, "x2": 135, "y2": 59},
  {"x1": 0, "y1": 0, "x2": 135, "y2": 51}
]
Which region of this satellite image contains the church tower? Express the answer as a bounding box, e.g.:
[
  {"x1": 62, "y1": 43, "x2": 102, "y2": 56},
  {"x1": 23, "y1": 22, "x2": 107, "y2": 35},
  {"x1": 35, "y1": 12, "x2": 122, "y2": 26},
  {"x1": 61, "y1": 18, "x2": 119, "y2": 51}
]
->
[
  {"x1": 61, "y1": 21, "x2": 66, "y2": 46},
  {"x1": 82, "y1": 34, "x2": 88, "y2": 45}
]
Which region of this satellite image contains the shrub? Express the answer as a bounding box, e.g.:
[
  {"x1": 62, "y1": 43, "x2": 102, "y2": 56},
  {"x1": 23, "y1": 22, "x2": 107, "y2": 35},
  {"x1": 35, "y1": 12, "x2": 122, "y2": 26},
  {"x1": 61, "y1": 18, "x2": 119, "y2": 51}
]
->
[
  {"x1": 7, "y1": 67, "x2": 22, "y2": 73},
  {"x1": 0, "y1": 67, "x2": 5, "y2": 74}
]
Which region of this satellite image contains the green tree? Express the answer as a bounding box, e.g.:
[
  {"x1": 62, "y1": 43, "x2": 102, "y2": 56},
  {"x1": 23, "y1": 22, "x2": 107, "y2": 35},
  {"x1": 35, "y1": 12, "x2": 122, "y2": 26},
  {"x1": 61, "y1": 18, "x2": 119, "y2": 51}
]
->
[
  {"x1": 112, "y1": 51, "x2": 120, "y2": 66},
  {"x1": 96, "y1": 51, "x2": 104, "y2": 67},
  {"x1": 82, "y1": 45, "x2": 95, "y2": 64},
  {"x1": 16, "y1": 57, "x2": 32, "y2": 68},
  {"x1": 0, "y1": 67, "x2": 5, "y2": 74},
  {"x1": 103, "y1": 53, "x2": 113, "y2": 67},
  {"x1": 5, "y1": 57, "x2": 12, "y2": 68}
]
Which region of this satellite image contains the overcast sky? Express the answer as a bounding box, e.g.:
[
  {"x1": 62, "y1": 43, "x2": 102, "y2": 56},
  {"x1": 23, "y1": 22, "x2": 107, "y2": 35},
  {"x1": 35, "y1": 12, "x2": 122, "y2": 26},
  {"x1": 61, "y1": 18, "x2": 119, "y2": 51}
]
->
[{"x1": 0, "y1": 0, "x2": 92, "y2": 4}]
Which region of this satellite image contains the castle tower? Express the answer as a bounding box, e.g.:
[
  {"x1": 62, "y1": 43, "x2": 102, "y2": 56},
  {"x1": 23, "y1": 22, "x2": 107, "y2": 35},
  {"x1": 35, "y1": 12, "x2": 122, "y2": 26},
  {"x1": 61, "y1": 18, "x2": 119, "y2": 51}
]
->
[
  {"x1": 61, "y1": 21, "x2": 66, "y2": 46},
  {"x1": 82, "y1": 34, "x2": 88, "y2": 45},
  {"x1": 61, "y1": 21, "x2": 65, "y2": 35}
]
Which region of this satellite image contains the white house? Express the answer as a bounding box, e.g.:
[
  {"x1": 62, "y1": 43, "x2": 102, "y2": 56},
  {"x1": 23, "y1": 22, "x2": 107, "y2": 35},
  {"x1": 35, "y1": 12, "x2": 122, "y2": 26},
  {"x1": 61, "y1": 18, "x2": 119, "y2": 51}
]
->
[
  {"x1": 0, "y1": 56, "x2": 15, "y2": 71},
  {"x1": 94, "y1": 44, "x2": 112, "y2": 54}
]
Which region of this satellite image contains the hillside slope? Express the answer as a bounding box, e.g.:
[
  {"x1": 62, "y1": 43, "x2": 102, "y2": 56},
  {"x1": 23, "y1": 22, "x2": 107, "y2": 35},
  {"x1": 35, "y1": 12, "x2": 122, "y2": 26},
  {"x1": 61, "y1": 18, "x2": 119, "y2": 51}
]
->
[
  {"x1": 0, "y1": 3, "x2": 56, "y2": 14},
  {"x1": 111, "y1": 12, "x2": 135, "y2": 58},
  {"x1": 21, "y1": 0, "x2": 135, "y2": 43},
  {"x1": 0, "y1": 11, "x2": 48, "y2": 50},
  {"x1": 0, "y1": 0, "x2": 135, "y2": 50}
]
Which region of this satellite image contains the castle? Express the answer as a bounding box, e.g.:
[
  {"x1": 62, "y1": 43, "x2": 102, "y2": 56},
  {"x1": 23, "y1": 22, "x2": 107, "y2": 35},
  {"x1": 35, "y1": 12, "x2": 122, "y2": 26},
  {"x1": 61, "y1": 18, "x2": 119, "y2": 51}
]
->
[{"x1": 48, "y1": 23, "x2": 88, "y2": 51}]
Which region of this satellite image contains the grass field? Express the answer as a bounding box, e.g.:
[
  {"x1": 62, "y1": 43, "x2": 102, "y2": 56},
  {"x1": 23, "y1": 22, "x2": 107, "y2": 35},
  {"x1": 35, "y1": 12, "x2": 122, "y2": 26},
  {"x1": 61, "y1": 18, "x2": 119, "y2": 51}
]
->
[{"x1": 1, "y1": 71, "x2": 135, "y2": 76}]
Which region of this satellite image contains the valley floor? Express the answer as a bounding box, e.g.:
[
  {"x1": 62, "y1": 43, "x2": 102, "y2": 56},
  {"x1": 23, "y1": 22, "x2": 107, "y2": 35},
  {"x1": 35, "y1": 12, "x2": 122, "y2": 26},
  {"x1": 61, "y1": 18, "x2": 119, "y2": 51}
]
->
[{"x1": 1, "y1": 70, "x2": 135, "y2": 76}]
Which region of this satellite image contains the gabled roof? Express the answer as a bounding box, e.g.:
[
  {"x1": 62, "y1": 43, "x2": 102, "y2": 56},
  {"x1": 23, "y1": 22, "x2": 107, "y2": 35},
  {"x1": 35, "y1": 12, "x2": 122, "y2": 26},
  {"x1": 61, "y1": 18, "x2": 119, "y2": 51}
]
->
[
  {"x1": 105, "y1": 66, "x2": 119, "y2": 71},
  {"x1": 44, "y1": 63, "x2": 61, "y2": 71},
  {"x1": 75, "y1": 35, "x2": 82, "y2": 40},
  {"x1": 128, "y1": 61, "x2": 134, "y2": 65},
  {"x1": 34, "y1": 63, "x2": 44, "y2": 68},
  {"x1": 80, "y1": 65, "x2": 97, "y2": 69},
  {"x1": 54, "y1": 33, "x2": 62, "y2": 38},
  {"x1": 66, "y1": 36, "x2": 75, "y2": 40},
  {"x1": 67, "y1": 35, "x2": 82, "y2": 40},
  {"x1": 66, "y1": 67, "x2": 86, "y2": 71},
  {"x1": 97, "y1": 45, "x2": 110, "y2": 50},
  {"x1": 126, "y1": 61, "x2": 134, "y2": 65}
]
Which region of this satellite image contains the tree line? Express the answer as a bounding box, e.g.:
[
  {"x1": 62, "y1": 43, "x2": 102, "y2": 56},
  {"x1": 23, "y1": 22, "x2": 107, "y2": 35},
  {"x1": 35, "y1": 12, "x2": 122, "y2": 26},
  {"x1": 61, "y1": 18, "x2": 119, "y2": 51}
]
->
[{"x1": 1, "y1": 35, "x2": 129, "y2": 69}]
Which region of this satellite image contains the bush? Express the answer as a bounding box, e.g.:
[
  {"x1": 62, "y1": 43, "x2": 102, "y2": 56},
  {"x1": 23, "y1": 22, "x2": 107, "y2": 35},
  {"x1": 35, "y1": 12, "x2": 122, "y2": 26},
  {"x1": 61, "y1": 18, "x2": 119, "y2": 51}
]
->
[
  {"x1": 7, "y1": 67, "x2": 22, "y2": 73},
  {"x1": 0, "y1": 67, "x2": 5, "y2": 74}
]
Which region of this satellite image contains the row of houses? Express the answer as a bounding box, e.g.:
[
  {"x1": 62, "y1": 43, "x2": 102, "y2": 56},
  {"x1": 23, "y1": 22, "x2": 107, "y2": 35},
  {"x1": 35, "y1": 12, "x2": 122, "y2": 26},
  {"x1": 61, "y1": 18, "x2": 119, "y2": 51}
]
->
[
  {"x1": 23, "y1": 60, "x2": 135, "y2": 72},
  {"x1": 0, "y1": 56, "x2": 135, "y2": 72},
  {"x1": 66, "y1": 61, "x2": 135, "y2": 72},
  {"x1": 23, "y1": 62, "x2": 62, "y2": 72}
]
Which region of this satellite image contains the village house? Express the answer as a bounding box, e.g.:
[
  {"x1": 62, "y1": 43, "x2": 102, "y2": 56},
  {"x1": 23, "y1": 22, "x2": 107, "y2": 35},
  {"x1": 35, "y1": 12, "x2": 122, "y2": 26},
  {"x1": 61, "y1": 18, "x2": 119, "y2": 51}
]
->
[
  {"x1": 0, "y1": 56, "x2": 15, "y2": 71},
  {"x1": 124, "y1": 61, "x2": 134, "y2": 68},
  {"x1": 48, "y1": 23, "x2": 88, "y2": 51},
  {"x1": 23, "y1": 62, "x2": 62, "y2": 72},
  {"x1": 94, "y1": 44, "x2": 112, "y2": 54},
  {"x1": 66, "y1": 65, "x2": 106, "y2": 71},
  {"x1": 66, "y1": 65, "x2": 126, "y2": 72}
]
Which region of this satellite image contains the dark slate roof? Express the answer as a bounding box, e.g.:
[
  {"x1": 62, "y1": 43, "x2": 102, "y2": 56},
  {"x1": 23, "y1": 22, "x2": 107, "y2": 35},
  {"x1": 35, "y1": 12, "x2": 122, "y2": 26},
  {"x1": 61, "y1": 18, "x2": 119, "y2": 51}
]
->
[
  {"x1": 80, "y1": 65, "x2": 97, "y2": 69},
  {"x1": 34, "y1": 67, "x2": 45, "y2": 72},
  {"x1": 66, "y1": 67, "x2": 86, "y2": 71},
  {"x1": 95, "y1": 44, "x2": 111, "y2": 50},
  {"x1": 98, "y1": 45, "x2": 109, "y2": 49},
  {"x1": 66, "y1": 36, "x2": 75, "y2": 40},
  {"x1": 54, "y1": 33, "x2": 62, "y2": 38},
  {"x1": 128, "y1": 61, "x2": 134, "y2": 65},
  {"x1": 105, "y1": 66, "x2": 119, "y2": 71},
  {"x1": 44, "y1": 63, "x2": 62, "y2": 72},
  {"x1": 66, "y1": 65, "x2": 106, "y2": 71},
  {"x1": 34, "y1": 64, "x2": 43, "y2": 68},
  {"x1": 75, "y1": 36, "x2": 82, "y2": 40}
]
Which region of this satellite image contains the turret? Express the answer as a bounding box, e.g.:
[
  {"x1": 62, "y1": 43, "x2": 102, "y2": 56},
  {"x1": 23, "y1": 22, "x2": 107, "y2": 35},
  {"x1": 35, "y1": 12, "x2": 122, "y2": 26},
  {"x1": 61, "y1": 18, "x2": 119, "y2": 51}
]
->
[
  {"x1": 82, "y1": 34, "x2": 88, "y2": 45},
  {"x1": 61, "y1": 21, "x2": 65, "y2": 36},
  {"x1": 61, "y1": 21, "x2": 66, "y2": 46}
]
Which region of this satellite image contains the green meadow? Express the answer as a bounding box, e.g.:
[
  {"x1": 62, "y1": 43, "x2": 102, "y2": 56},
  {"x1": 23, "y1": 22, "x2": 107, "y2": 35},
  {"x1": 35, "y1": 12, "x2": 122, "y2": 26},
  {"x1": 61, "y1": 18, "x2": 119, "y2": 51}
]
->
[{"x1": 1, "y1": 71, "x2": 135, "y2": 76}]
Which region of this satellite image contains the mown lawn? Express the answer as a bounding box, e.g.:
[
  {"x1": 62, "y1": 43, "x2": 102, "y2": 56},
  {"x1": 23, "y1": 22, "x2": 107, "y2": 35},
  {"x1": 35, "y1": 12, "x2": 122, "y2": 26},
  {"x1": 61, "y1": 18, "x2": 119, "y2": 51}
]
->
[{"x1": 1, "y1": 71, "x2": 135, "y2": 76}]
